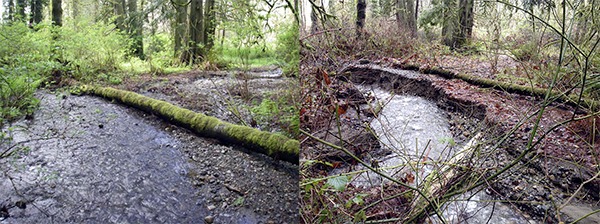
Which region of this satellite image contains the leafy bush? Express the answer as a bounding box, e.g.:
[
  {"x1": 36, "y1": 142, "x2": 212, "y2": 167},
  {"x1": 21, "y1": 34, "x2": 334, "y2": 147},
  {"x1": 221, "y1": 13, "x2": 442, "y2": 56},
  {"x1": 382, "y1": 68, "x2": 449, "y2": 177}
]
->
[
  {"x1": 54, "y1": 20, "x2": 130, "y2": 80},
  {"x1": 275, "y1": 22, "x2": 299, "y2": 77},
  {"x1": 0, "y1": 67, "x2": 42, "y2": 124},
  {"x1": 251, "y1": 96, "x2": 299, "y2": 138},
  {"x1": 0, "y1": 23, "x2": 53, "y2": 124},
  {"x1": 0, "y1": 20, "x2": 131, "y2": 124}
]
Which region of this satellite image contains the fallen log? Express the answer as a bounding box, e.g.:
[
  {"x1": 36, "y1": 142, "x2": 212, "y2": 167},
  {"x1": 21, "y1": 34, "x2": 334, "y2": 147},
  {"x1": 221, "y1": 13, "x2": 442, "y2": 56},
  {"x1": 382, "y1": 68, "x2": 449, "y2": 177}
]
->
[
  {"x1": 75, "y1": 85, "x2": 299, "y2": 164},
  {"x1": 404, "y1": 63, "x2": 600, "y2": 112}
]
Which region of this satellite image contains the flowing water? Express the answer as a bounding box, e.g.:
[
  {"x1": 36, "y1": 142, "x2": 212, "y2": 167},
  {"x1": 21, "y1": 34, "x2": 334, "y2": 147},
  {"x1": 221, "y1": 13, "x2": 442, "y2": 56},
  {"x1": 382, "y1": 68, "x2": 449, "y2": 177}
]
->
[
  {"x1": 351, "y1": 85, "x2": 534, "y2": 224},
  {"x1": 0, "y1": 93, "x2": 208, "y2": 223}
]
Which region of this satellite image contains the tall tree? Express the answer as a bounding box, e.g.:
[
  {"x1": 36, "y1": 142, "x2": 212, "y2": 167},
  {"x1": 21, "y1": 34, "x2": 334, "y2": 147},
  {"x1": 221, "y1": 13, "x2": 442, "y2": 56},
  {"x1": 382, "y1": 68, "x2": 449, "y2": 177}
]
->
[
  {"x1": 173, "y1": 0, "x2": 188, "y2": 58},
  {"x1": 51, "y1": 0, "x2": 62, "y2": 26},
  {"x1": 185, "y1": 0, "x2": 204, "y2": 63},
  {"x1": 7, "y1": 0, "x2": 15, "y2": 21},
  {"x1": 16, "y1": 0, "x2": 25, "y2": 20},
  {"x1": 127, "y1": 0, "x2": 144, "y2": 58},
  {"x1": 29, "y1": 0, "x2": 42, "y2": 25},
  {"x1": 204, "y1": 0, "x2": 216, "y2": 52},
  {"x1": 441, "y1": 0, "x2": 457, "y2": 47},
  {"x1": 452, "y1": 0, "x2": 473, "y2": 47},
  {"x1": 113, "y1": 0, "x2": 126, "y2": 30},
  {"x1": 356, "y1": 0, "x2": 366, "y2": 37},
  {"x1": 396, "y1": 0, "x2": 417, "y2": 37}
]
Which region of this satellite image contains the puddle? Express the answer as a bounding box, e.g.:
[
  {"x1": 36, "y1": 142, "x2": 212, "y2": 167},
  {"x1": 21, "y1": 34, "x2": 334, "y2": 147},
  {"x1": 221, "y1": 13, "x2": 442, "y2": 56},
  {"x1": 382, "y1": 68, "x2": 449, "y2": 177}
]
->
[{"x1": 0, "y1": 92, "x2": 208, "y2": 223}]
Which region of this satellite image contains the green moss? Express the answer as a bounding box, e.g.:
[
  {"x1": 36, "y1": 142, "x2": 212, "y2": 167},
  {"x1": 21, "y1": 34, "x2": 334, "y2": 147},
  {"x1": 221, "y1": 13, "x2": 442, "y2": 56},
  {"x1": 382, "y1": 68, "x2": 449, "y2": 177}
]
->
[{"x1": 79, "y1": 85, "x2": 300, "y2": 164}]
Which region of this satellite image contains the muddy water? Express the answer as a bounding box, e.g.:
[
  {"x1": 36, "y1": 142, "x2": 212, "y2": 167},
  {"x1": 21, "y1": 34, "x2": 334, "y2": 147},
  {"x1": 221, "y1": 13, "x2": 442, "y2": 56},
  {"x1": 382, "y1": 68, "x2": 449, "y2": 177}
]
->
[
  {"x1": 354, "y1": 86, "x2": 534, "y2": 224},
  {"x1": 0, "y1": 92, "x2": 207, "y2": 223}
]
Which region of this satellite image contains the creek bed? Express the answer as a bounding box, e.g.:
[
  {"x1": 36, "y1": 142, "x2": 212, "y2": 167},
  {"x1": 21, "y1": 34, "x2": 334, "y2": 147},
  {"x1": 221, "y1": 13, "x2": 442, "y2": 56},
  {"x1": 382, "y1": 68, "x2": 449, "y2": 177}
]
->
[
  {"x1": 346, "y1": 85, "x2": 534, "y2": 223},
  {"x1": 0, "y1": 90, "x2": 298, "y2": 223}
]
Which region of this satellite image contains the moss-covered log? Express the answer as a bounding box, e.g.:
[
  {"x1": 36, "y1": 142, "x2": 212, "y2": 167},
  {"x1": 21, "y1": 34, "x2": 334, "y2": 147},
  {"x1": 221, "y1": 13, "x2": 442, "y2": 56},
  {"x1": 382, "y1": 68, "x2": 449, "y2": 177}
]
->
[
  {"x1": 401, "y1": 63, "x2": 600, "y2": 112},
  {"x1": 77, "y1": 85, "x2": 299, "y2": 164}
]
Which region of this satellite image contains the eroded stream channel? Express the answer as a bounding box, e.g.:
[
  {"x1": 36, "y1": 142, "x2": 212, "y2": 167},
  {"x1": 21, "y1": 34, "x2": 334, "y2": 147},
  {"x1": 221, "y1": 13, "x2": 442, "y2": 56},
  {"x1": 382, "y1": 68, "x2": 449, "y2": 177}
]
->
[
  {"x1": 1, "y1": 71, "x2": 298, "y2": 223},
  {"x1": 345, "y1": 85, "x2": 534, "y2": 223}
]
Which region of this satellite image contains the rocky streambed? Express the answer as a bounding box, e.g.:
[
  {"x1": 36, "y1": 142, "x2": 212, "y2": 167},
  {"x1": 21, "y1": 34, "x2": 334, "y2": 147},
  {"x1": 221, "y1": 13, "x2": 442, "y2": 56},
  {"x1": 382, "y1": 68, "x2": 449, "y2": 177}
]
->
[{"x1": 0, "y1": 68, "x2": 298, "y2": 223}]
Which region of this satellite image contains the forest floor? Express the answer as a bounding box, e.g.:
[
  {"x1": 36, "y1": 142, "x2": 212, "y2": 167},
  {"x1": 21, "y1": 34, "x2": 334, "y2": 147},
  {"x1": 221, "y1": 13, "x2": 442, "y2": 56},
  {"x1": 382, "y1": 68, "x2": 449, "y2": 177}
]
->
[
  {"x1": 301, "y1": 55, "x2": 600, "y2": 223},
  {"x1": 1, "y1": 66, "x2": 299, "y2": 223}
]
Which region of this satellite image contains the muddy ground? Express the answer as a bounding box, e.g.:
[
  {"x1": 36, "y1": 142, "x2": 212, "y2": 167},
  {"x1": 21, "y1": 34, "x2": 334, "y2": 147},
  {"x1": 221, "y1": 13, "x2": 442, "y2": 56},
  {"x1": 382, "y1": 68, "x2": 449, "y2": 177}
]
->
[{"x1": 1, "y1": 67, "x2": 299, "y2": 223}]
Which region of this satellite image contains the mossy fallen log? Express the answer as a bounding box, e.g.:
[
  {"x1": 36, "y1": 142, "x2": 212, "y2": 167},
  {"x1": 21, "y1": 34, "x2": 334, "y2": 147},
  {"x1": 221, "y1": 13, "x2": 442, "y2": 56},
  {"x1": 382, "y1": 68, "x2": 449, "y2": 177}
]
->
[
  {"x1": 400, "y1": 63, "x2": 600, "y2": 112},
  {"x1": 77, "y1": 85, "x2": 299, "y2": 164}
]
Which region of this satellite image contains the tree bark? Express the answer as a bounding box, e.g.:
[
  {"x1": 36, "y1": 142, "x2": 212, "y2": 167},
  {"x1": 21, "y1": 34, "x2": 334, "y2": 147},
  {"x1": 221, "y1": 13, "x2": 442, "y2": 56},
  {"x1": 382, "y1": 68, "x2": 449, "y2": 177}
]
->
[
  {"x1": 113, "y1": 0, "x2": 126, "y2": 30},
  {"x1": 441, "y1": 0, "x2": 457, "y2": 47},
  {"x1": 16, "y1": 0, "x2": 25, "y2": 21},
  {"x1": 173, "y1": 0, "x2": 188, "y2": 59},
  {"x1": 29, "y1": 0, "x2": 42, "y2": 25},
  {"x1": 127, "y1": 0, "x2": 144, "y2": 59},
  {"x1": 452, "y1": 0, "x2": 473, "y2": 48},
  {"x1": 395, "y1": 0, "x2": 416, "y2": 37},
  {"x1": 184, "y1": 0, "x2": 204, "y2": 64},
  {"x1": 78, "y1": 85, "x2": 300, "y2": 164},
  {"x1": 404, "y1": 0, "x2": 416, "y2": 37},
  {"x1": 71, "y1": 0, "x2": 79, "y2": 20},
  {"x1": 356, "y1": 0, "x2": 366, "y2": 37},
  {"x1": 204, "y1": 0, "x2": 216, "y2": 52},
  {"x1": 51, "y1": 0, "x2": 62, "y2": 26}
]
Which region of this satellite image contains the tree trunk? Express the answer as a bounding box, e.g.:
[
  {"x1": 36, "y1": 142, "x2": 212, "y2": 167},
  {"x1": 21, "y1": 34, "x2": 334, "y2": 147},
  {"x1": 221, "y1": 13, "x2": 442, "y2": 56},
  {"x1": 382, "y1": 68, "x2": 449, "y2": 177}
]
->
[
  {"x1": 204, "y1": 0, "x2": 216, "y2": 52},
  {"x1": 415, "y1": 0, "x2": 419, "y2": 21},
  {"x1": 113, "y1": 0, "x2": 126, "y2": 30},
  {"x1": 127, "y1": 0, "x2": 144, "y2": 59},
  {"x1": 184, "y1": 0, "x2": 204, "y2": 64},
  {"x1": 16, "y1": 0, "x2": 25, "y2": 21},
  {"x1": 394, "y1": 0, "x2": 417, "y2": 36},
  {"x1": 452, "y1": 0, "x2": 473, "y2": 48},
  {"x1": 404, "y1": 0, "x2": 417, "y2": 37},
  {"x1": 356, "y1": 0, "x2": 366, "y2": 37},
  {"x1": 71, "y1": 0, "x2": 79, "y2": 20},
  {"x1": 441, "y1": 0, "x2": 457, "y2": 47},
  {"x1": 7, "y1": 0, "x2": 14, "y2": 21},
  {"x1": 29, "y1": 0, "x2": 42, "y2": 25},
  {"x1": 51, "y1": 0, "x2": 62, "y2": 26},
  {"x1": 173, "y1": 0, "x2": 188, "y2": 59}
]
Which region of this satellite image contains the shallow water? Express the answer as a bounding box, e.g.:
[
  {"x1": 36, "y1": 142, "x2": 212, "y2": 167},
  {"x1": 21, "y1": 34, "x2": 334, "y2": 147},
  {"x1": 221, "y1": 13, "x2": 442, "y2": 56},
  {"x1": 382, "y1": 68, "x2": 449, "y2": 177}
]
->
[
  {"x1": 352, "y1": 85, "x2": 533, "y2": 224},
  {"x1": 351, "y1": 86, "x2": 454, "y2": 187},
  {"x1": 0, "y1": 92, "x2": 207, "y2": 223}
]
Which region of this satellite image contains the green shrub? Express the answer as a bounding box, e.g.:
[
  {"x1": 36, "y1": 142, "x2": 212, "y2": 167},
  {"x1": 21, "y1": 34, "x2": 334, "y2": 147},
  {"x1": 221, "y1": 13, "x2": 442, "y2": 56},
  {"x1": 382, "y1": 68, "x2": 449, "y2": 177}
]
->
[
  {"x1": 275, "y1": 22, "x2": 299, "y2": 77},
  {"x1": 0, "y1": 67, "x2": 42, "y2": 124},
  {"x1": 54, "y1": 20, "x2": 130, "y2": 80},
  {"x1": 251, "y1": 96, "x2": 299, "y2": 138}
]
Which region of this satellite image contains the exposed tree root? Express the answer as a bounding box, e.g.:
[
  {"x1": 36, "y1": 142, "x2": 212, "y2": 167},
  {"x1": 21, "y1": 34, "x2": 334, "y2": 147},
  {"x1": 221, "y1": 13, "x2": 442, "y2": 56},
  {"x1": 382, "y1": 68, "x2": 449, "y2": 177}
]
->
[{"x1": 76, "y1": 85, "x2": 299, "y2": 164}]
